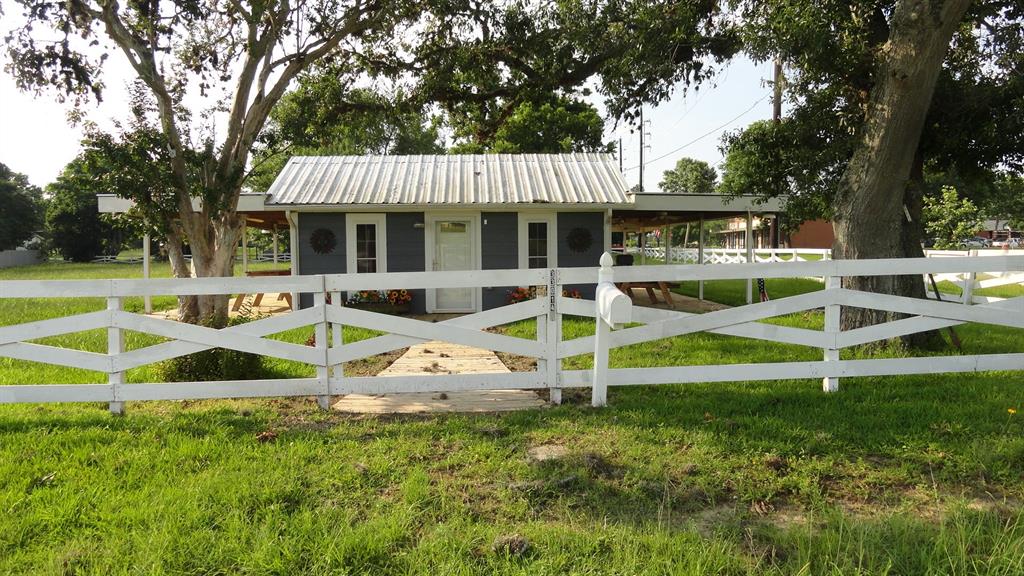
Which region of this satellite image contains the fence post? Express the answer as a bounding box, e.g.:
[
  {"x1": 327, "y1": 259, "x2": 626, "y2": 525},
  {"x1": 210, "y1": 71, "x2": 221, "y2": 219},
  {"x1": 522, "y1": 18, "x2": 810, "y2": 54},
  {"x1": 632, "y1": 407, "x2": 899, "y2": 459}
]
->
[
  {"x1": 592, "y1": 253, "x2": 632, "y2": 407},
  {"x1": 540, "y1": 269, "x2": 562, "y2": 405},
  {"x1": 314, "y1": 281, "x2": 331, "y2": 410},
  {"x1": 330, "y1": 289, "x2": 344, "y2": 389},
  {"x1": 142, "y1": 233, "x2": 152, "y2": 314},
  {"x1": 962, "y1": 248, "x2": 978, "y2": 305},
  {"x1": 698, "y1": 216, "x2": 704, "y2": 300},
  {"x1": 822, "y1": 275, "x2": 840, "y2": 393},
  {"x1": 107, "y1": 296, "x2": 125, "y2": 415}
]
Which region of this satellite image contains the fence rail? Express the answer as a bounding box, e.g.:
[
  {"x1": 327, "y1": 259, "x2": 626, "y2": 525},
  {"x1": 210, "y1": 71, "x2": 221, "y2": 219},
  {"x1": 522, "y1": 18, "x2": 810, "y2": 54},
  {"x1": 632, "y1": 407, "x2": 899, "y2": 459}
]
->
[{"x1": 1, "y1": 255, "x2": 1022, "y2": 412}]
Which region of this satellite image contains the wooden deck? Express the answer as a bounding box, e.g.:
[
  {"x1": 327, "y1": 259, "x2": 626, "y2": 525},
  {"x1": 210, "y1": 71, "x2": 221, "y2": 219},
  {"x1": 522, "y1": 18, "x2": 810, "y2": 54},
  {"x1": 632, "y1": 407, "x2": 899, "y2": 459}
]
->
[{"x1": 333, "y1": 341, "x2": 546, "y2": 414}]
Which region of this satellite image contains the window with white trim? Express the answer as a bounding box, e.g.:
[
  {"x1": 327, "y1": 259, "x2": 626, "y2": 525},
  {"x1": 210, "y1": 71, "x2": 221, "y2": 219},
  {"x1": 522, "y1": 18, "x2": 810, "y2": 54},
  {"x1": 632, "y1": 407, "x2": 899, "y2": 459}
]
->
[
  {"x1": 346, "y1": 214, "x2": 387, "y2": 274},
  {"x1": 527, "y1": 222, "x2": 549, "y2": 269},
  {"x1": 518, "y1": 213, "x2": 556, "y2": 270}
]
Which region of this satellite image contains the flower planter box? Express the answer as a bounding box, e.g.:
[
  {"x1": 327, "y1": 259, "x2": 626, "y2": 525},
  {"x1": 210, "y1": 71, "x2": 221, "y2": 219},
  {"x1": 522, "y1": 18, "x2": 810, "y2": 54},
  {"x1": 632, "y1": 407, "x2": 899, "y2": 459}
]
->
[{"x1": 346, "y1": 302, "x2": 411, "y2": 315}]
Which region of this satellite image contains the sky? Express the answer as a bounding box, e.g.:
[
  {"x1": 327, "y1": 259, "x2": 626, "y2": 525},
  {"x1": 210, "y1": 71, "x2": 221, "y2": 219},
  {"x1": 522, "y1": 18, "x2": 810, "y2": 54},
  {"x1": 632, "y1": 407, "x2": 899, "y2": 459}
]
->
[{"x1": 0, "y1": 43, "x2": 776, "y2": 190}]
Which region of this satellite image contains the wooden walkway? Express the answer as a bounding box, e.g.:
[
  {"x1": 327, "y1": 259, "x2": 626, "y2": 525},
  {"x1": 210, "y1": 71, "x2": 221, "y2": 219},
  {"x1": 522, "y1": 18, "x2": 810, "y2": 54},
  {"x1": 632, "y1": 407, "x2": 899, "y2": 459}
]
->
[{"x1": 332, "y1": 341, "x2": 546, "y2": 414}]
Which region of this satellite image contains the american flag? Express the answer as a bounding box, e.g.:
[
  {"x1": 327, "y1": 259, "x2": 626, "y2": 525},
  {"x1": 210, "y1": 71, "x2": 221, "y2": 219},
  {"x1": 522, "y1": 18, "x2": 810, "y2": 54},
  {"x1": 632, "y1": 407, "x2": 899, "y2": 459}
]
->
[{"x1": 757, "y1": 278, "x2": 769, "y2": 302}]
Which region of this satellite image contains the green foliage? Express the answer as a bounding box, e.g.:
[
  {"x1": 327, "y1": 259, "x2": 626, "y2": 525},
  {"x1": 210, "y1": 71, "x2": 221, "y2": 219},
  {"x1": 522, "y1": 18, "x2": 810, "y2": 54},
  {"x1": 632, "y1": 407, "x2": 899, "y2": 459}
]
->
[
  {"x1": 44, "y1": 158, "x2": 122, "y2": 262},
  {"x1": 0, "y1": 163, "x2": 44, "y2": 251},
  {"x1": 923, "y1": 186, "x2": 984, "y2": 248},
  {"x1": 450, "y1": 96, "x2": 612, "y2": 154},
  {"x1": 658, "y1": 157, "x2": 717, "y2": 194},
  {"x1": 718, "y1": 119, "x2": 839, "y2": 226},
  {"x1": 984, "y1": 174, "x2": 1024, "y2": 228},
  {"x1": 251, "y1": 85, "x2": 444, "y2": 192},
  {"x1": 716, "y1": 1, "x2": 1023, "y2": 230},
  {"x1": 156, "y1": 316, "x2": 267, "y2": 383},
  {"x1": 407, "y1": 2, "x2": 737, "y2": 128}
]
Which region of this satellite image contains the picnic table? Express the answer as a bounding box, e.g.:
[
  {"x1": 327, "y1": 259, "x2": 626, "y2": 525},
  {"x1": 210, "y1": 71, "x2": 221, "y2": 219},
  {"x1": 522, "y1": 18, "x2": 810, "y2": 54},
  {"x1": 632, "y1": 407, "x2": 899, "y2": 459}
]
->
[
  {"x1": 231, "y1": 269, "x2": 293, "y2": 311},
  {"x1": 615, "y1": 281, "x2": 678, "y2": 309}
]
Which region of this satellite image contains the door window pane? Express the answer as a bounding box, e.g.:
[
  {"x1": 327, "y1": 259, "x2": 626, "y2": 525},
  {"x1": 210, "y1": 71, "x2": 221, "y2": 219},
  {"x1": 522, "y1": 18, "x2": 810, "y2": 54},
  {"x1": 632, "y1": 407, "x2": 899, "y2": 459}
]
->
[
  {"x1": 527, "y1": 221, "x2": 548, "y2": 269},
  {"x1": 355, "y1": 223, "x2": 377, "y2": 272}
]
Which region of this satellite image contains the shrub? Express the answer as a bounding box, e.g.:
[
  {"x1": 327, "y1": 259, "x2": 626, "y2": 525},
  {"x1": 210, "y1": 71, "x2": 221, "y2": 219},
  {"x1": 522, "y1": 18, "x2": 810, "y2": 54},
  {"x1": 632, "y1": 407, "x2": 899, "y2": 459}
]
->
[{"x1": 156, "y1": 315, "x2": 268, "y2": 382}]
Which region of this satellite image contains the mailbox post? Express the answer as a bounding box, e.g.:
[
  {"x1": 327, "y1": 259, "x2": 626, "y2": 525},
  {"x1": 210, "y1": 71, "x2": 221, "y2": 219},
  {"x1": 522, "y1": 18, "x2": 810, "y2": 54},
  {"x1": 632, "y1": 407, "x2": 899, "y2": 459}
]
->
[{"x1": 592, "y1": 252, "x2": 633, "y2": 407}]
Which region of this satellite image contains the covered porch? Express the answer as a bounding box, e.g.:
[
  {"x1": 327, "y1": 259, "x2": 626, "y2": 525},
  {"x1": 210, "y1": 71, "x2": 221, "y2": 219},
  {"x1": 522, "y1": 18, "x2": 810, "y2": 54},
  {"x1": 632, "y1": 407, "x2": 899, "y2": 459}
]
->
[
  {"x1": 611, "y1": 192, "x2": 785, "y2": 305},
  {"x1": 97, "y1": 193, "x2": 292, "y2": 314}
]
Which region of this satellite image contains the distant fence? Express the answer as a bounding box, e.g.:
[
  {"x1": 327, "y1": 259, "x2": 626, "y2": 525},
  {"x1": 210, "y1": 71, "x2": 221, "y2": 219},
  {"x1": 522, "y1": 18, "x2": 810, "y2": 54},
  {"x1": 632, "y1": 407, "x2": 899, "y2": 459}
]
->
[
  {"x1": 0, "y1": 249, "x2": 42, "y2": 269},
  {"x1": 629, "y1": 246, "x2": 831, "y2": 264},
  {"x1": 1, "y1": 254, "x2": 1021, "y2": 413},
  {"x1": 924, "y1": 248, "x2": 1024, "y2": 305},
  {"x1": 91, "y1": 252, "x2": 292, "y2": 264},
  {"x1": 91, "y1": 255, "x2": 144, "y2": 264},
  {"x1": 254, "y1": 252, "x2": 291, "y2": 263}
]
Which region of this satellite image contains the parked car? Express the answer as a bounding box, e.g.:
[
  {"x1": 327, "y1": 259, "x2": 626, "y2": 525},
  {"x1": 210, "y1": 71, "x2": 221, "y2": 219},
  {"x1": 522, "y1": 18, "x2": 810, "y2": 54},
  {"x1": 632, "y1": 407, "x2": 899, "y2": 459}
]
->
[
  {"x1": 993, "y1": 238, "x2": 1021, "y2": 248},
  {"x1": 959, "y1": 237, "x2": 991, "y2": 248}
]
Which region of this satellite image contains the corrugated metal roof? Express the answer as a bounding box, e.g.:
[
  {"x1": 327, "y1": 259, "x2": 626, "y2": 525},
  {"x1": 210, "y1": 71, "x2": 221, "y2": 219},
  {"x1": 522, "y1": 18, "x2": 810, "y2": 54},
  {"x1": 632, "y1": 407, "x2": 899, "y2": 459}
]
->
[{"x1": 265, "y1": 154, "x2": 630, "y2": 206}]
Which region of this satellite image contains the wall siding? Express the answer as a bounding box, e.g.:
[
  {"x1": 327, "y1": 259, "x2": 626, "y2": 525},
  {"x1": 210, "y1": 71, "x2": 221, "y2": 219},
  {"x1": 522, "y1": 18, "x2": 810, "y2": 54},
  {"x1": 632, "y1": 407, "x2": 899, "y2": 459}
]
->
[
  {"x1": 558, "y1": 212, "x2": 604, "y2": 299},
  {"x1": 297, "y1": 213, "x2": 346, "y2": 308},
  {"x1": 294, "y1": 209, "x2": 602, "y2": 310},
  {"x1": 481, "y1": 212, "x2": 519, "y2": 310},
  {"x1": 386, "y1": 212, "x2": 427, "y2": 314}
]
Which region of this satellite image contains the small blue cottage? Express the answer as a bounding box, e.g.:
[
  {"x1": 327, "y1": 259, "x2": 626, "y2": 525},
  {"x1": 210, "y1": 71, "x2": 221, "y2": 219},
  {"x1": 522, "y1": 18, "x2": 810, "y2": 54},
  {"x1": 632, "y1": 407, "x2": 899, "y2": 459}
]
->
[
  {"x1": 267, "y1": 154, "x2": 628, "y2": 313},
  {"x1": 98, "y1": 153, "x2": 782, "y2": 315}
]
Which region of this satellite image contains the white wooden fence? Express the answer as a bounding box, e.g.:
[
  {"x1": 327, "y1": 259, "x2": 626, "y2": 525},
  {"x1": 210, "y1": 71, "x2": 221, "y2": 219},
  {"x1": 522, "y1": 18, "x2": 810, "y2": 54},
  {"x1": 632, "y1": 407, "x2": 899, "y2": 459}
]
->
[
  {"x1": 1, "y1": 254, "x2": 1022, "y2": 412},
  {"x1": 632, "y1": 246, "x2": 832, "y2": 264}
]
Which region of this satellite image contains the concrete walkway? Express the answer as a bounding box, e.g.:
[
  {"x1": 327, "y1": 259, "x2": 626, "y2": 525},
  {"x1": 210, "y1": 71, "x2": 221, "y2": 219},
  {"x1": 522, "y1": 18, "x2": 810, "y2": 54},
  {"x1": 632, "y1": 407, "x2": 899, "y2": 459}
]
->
[{"x1": 332, "y1": 341, "x2": 546, "y2": 414}]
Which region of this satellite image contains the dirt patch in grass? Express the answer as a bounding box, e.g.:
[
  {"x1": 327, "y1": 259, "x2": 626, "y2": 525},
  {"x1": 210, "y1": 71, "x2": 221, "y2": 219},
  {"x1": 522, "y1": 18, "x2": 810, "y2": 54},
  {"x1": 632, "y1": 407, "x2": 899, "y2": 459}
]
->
[
  {"x1": 343, "y1": 348, "x2": 406, "y2": 376},
  {"x1": 493, "y1": 351, "x2": 536, "y2": 373}
]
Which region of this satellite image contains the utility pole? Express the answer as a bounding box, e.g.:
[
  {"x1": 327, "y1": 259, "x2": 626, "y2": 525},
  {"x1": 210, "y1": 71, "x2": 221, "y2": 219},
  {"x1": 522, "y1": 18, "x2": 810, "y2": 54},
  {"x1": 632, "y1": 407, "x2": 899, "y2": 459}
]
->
[
  {"x1": 618, "y1": 138, "x2": 623, "y2": 172},
  {"x1": 773, "y1": 59, "x2": 783, "y2": 123},
  {"x1": 638, "y1": 108, "x2": 651, "y2": 191},
  {"x1": 770, "y1": 58, "x2": 784, "y2": 250},
  {"x1": 639, "y1": 108, "x2": 645, "y2": 191}
]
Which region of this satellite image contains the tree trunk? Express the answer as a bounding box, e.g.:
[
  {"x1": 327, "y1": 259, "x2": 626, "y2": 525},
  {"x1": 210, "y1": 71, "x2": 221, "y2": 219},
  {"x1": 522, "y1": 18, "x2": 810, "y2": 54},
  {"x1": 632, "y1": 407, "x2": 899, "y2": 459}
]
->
[
  {"x1": 165, "y1": 229, "x2": 199, "y2": 323},
  {"x1": 832, "y1": 0, "x2": 971, "y2": 343},
  {"x1": 165, "y1": 211, "x2": 243, "y2": 327}
]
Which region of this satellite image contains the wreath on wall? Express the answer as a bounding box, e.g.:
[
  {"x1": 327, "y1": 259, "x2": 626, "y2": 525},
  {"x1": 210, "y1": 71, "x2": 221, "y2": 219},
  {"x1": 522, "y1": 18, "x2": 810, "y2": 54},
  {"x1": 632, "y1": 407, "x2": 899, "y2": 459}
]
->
[
  {"x1": 566, "y1": 227, "x2": 594, "y2": 253},
  {"x1": 309, "y1": 228, "x2": 337, "y2": 255}
]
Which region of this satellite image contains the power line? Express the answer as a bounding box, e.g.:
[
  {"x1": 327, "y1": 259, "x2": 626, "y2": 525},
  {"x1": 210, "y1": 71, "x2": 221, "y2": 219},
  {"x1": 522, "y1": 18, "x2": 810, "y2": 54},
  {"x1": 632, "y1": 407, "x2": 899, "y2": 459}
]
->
[
  {"x1": 624, "y1": 92, "x2": 771, "y2": 172},
  {"x1": 671, "y1": 61, "x2": 731, "y2": 128}
]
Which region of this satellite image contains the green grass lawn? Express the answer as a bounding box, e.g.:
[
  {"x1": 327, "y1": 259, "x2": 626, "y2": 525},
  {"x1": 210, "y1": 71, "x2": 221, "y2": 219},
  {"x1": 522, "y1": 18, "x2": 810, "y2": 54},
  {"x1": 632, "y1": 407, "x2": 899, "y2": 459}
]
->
[{"x1": 1, "y1": 261, "x2": 1023, "y2": 575}]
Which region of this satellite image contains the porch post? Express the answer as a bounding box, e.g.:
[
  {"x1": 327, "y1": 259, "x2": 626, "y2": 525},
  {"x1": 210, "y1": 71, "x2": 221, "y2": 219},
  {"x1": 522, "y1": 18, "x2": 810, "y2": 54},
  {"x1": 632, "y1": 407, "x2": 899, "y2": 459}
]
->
[
  {"x1": 142, "y1": 232, "x2": 152, "y2": 314},
  {"x1": 287, "y1": 210, "x2": 299, "y2": 309},
  {"x1": 241, "y1": 216, "x2": 249, "y2": 275},
  {"x1": 745, "y1": 210, "x2": 753, "y2": 304},
  {"x1": 272, "y1": 224, "x2": 279, "y2": 264},
  {"x1": 639, "y1": 227, "x2": 646, "y2": 264},
  {"x1": 664, "y1": 226, "x2": 672, "y2": 264},
  {"x1": 698, "y1": 216, "x2": 704, "y2": 300}
]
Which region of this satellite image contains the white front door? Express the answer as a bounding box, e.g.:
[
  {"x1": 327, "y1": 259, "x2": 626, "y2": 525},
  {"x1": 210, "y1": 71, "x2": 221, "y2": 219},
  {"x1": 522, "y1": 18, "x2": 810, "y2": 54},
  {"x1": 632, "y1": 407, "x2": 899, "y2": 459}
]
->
[{"x1": 429, "y1": 217, "x2": 476, "y2": 312}]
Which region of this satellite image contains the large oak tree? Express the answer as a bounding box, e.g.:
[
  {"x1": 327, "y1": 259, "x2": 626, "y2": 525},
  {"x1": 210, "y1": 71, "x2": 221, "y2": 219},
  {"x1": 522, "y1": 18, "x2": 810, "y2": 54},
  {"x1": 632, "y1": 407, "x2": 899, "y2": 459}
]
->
[
  {"x1": 5, "y1": 0, "x2": 422, "y2": 324},
  {"x1": 717, "y1": 0, "x2": 1021, "y2": 335}
]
